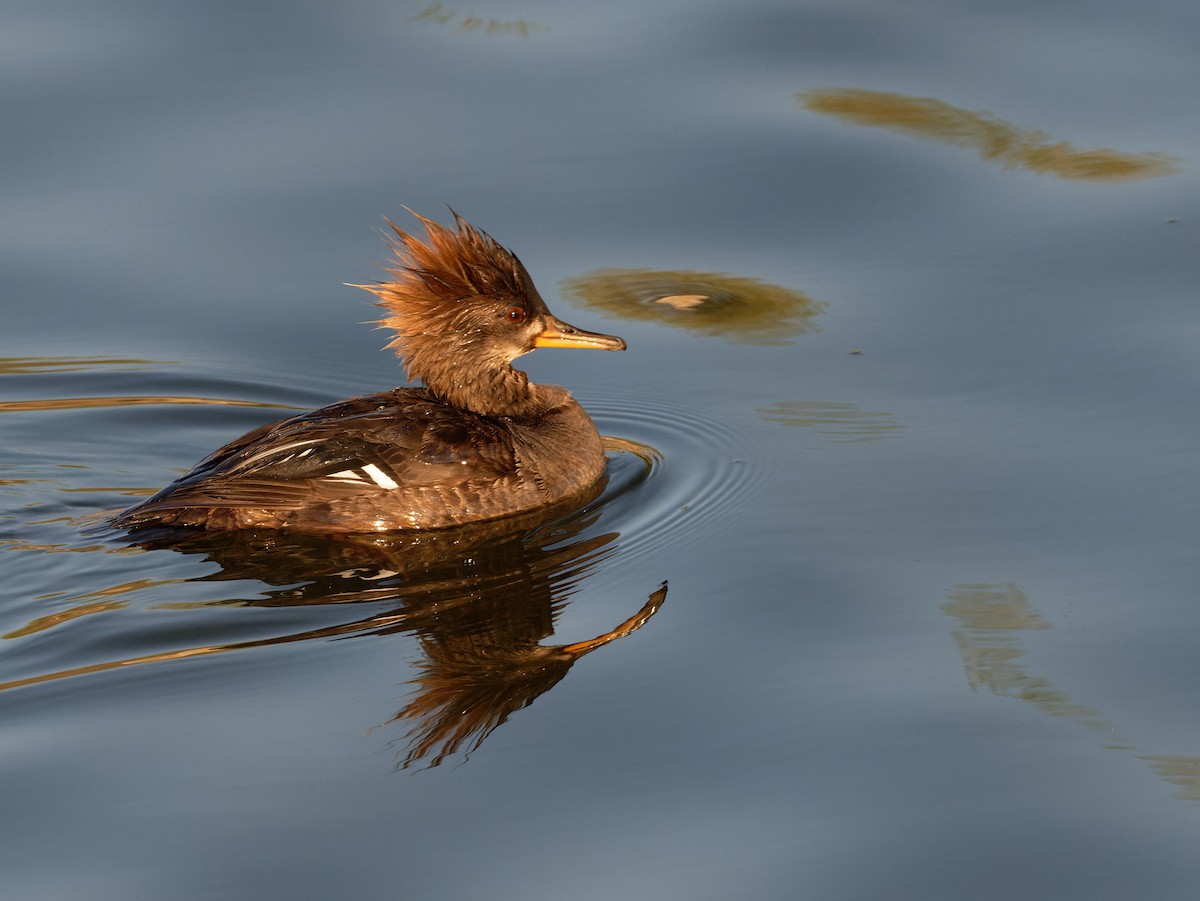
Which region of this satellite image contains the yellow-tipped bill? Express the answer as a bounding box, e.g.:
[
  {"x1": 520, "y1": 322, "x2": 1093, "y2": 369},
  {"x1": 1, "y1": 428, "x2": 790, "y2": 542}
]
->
[{"x1": 535, "y1": 314, "x2": 626, "y2": 351}]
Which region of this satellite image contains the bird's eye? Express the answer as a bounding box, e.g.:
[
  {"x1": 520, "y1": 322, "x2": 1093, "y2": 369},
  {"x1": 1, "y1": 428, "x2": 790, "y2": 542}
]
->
[{"x1": 506, "y1": 306, "x2": 527, "y2": 323}]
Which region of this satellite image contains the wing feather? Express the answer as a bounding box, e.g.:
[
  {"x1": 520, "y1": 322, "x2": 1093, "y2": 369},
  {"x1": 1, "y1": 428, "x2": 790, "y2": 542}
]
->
[{"x1": 119, "y1": 388, "x2": 517, "y2": 520}]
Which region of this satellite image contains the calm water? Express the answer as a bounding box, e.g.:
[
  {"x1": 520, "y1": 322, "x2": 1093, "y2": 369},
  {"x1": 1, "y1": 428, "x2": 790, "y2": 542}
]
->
[{"x1": 4, "y1": 1, "x2": 1200, "y2": 899}]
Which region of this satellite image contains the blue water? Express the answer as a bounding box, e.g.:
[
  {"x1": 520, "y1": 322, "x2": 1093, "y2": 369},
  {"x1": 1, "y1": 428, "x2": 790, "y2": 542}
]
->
[{"x1": 3, "y1": 2, "x2": 1200, "y2": 899}]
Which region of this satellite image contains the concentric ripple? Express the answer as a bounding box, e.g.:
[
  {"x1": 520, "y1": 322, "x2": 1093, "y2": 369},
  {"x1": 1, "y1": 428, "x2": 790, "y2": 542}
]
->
[{"x1": 581, "y1": 390, "x2": 766, "y2": 562}]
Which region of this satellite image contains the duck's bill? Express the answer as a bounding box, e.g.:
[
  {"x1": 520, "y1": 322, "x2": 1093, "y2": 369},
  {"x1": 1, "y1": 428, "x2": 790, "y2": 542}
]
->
[{"x1": 535, "y1": 315, "x2": 626, "y2": 351}]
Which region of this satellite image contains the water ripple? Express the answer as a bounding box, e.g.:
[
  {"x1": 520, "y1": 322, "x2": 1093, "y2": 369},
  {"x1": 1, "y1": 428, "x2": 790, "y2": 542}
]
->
[{"x1": 585, "y1": 392, "x2": 764, "y2": 562}]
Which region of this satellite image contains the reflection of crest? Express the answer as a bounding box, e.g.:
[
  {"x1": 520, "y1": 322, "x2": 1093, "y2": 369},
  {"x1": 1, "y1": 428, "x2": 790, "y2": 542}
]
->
[
  {"x1": 561, "y1": 269, "x2": 826, "y2": 346},
  {"x1": 800, "y1": 88, "x2": 1180, "y2": 181}
]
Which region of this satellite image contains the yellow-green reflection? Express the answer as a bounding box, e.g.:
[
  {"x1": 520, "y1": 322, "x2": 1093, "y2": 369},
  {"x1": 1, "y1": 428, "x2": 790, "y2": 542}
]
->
[
  {"x1": 0, "y1": 356, "x2": 168, "y2": 375},
  {"x1": 561, "y1": 269, "x2": 826, "y2": 346},
  {"x1": 800, "y1": 88, "x2": 1180, "y2": 181},
  {"x1": 758, "y1": 401, "x2": 901, "y2": 442},
  {"x1": 1140, "y1": 756, "x2": 1200, "y2": 805},
  {"x1": 0, "y1": 396, "x2": 298, "y2": 414},
  {"x1": 0, "y1": 539, "x2": 115, "y2": 554},
  {"x1": 4, "y1": 576, "x2": 186, "y2": 638},
  {"x1": 4, "y1": 601, "x2": 127, "y2": 639},
  {"x1": 943, "y1": 582, "x2": 1102, "y2": 720},
  {"x1": 943, "y1": 582, "x2": 1200, "y2": 807},
  {"x1": 410, "y1": 2, "x2": 548, "y2": 36}
]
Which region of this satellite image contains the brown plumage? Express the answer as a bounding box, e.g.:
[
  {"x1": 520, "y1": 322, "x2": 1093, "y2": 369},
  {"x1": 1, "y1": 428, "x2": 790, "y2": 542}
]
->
[{"x1": 111, "y1": 211, "x2": 625, "y2": 534}]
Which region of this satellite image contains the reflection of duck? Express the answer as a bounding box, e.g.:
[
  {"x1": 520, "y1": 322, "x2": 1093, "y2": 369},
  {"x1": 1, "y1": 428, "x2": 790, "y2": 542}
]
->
[
  {"x1": 125, "y1": 508, "x2": 666, "y2": 769},
  {"x1": 392, "y1": 580, "x2": 666, "y2": 768},
  {"x1": 113, "y1": 211, "x2": 625, "y2": 533}
]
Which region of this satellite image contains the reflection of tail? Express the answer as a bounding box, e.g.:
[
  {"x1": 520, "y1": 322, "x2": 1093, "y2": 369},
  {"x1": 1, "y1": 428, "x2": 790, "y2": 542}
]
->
[
  {"x1": 943, "y1": 582, "x2": 1200, "y2": 806},
  {"x1": 391, "y1": 581, "x2": 668, "y2": 770}
]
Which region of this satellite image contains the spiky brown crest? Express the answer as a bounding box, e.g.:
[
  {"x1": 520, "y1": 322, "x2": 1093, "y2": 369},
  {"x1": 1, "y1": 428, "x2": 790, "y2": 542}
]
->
[
  {"x1": 362, "y1": 210, "x2": 529, "y2": 350},
  {"x1": 353, "y1": 211, "x2": 543, "y2": 416}
]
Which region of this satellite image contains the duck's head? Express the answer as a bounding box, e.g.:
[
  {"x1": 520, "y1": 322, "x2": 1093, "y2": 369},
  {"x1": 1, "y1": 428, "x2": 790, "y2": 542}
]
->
[{"x1": 356, "y1": 210, "x2": 625, "y2": 418}]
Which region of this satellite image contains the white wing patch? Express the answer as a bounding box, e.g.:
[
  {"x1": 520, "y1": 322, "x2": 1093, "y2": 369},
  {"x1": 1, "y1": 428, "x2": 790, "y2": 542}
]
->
[
  {"x1": 324, "y1": 464, "x2": 399, "y2": 490},
  {"x1": 360, "y1": 463, "x2": 399, "y2": 490}
]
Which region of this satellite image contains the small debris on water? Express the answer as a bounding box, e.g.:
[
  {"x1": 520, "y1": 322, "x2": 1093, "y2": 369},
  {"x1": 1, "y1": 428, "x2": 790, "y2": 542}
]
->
[{"x1": 654, "y1": 294, "x2": 708, "y2": 310}]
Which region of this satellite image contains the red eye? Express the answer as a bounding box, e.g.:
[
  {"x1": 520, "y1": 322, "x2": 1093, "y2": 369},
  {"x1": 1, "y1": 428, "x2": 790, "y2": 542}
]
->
[{"x1": 507, "y1": 306, "x2": 527, "y2": 323}]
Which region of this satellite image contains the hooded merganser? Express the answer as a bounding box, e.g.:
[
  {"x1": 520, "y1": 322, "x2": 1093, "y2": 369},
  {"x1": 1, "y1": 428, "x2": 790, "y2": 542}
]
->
[{"x1": 112, "y1": 211, "x2": 626, "y2": 534}]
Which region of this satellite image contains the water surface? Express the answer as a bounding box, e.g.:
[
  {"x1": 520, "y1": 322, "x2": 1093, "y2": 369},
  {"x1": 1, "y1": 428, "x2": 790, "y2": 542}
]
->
[{"x1": 3, "y1": 1, "x2": 1200, "y2": 899}]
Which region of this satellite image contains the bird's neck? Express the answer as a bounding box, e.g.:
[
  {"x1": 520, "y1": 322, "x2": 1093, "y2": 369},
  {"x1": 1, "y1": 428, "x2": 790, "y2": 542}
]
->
[{"x1": 425, "y1": 364, "x2": 541, "y2": 418}]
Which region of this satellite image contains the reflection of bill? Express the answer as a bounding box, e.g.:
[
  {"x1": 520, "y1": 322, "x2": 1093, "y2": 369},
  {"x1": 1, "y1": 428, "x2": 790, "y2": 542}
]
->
[
  {"x1": 562, "y1": 269, "x2": 826, "y2": 346},
  {"x1": 800, "y1": 88, "x2": 1180, "y2": 181}
]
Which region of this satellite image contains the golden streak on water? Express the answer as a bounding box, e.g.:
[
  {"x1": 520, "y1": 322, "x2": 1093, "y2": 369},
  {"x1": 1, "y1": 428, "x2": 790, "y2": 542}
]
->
[
  {"x1": 409, "y1": 1, "x2": 548, "y2": 36},
  {"x1": 2, "y1": 576, "x2": 188, "y2": 638},
  {"x1": 0, "y1": 644, "x2": 235, "y2": 691},
  {"x1": 0, "y1": 606, "x2": 422, "y2": 692},
  {"x1": 0, "y1": 540, "x2": 113, "y2": 554},
  {"x1": 943, "y1": 582, "x2": 1200, "y2": 806},
  {"x1": 0, "y1": 356, "x2": 169, "y2": 375},
  {"x1": 943, "y1": 584, "x2": 1110, "y2": 724},
  {"x1": 942, "y1": 582, "x2": 1052, "y2": 634},
  {"x1": 0, "y1": 396, "x2": 299, "y2": 413},
  {"x1": 799, "y1": 88, "x2": 1181, "y2": 181},
  {"x1": 1139, "y1": 756, "x2": 1200, "y2": 804},
  {"x1": 758, "y1": 401, "x2": 902, "y2": 443},
  {"x1": 3, "y1": 600, "x2": 127, "y2": 639}
]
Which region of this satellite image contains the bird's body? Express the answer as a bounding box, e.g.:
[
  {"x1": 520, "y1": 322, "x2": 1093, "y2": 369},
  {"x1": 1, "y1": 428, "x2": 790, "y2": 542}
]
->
[{"x1": 112, "y1": 211, "x2": 624, "y2": 534}]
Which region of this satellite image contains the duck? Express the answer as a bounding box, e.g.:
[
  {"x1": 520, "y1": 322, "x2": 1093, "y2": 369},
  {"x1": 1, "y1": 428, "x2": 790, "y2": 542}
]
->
[{"x1": 112, "y1": 210, "x2": 626, "y2": 534}]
